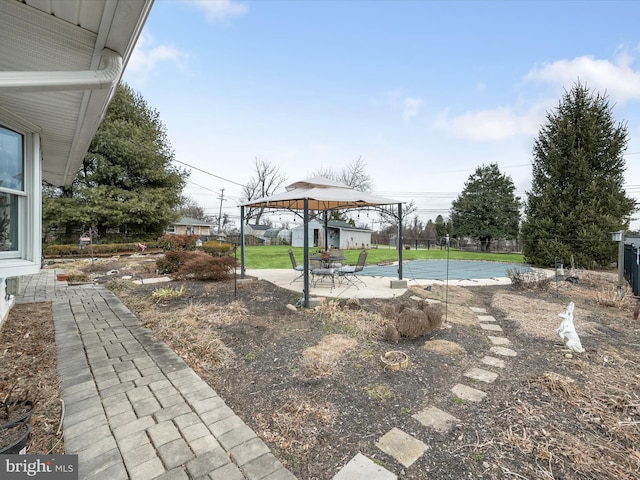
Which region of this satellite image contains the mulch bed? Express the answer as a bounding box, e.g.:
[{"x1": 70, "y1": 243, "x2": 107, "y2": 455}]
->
[{"x1": 0, "y1": 302, "x2": 64, "y2": 454}]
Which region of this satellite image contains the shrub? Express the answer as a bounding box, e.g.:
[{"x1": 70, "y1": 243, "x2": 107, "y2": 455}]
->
[
  {"x1": 507, "y1": 268, "x2": 551, "y2": 291},
  {"x1": 157, "y1": 234, "x2": 199, "y2": 251},
  {"x1": 201, "y1": 241, "x2": 234, "y2": 256},
  {"x1": 157, "y1": 251, "x2": 236, "y2": 280},
  {"x1": 43, "y1": 241, "x2": 159, "y2": 256},
  {"x1": 174, "y1": 253, "x2": 236, "y2": 281},
  {"x1": 156, "y1": 251, "x2": 192, "y2": 274},
  {"x1": 382, "y1": 301, "x2": 443, "y2": 341}
]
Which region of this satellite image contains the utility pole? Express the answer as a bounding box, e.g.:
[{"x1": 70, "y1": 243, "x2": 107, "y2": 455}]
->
[{"x1": 217, "y1": 188, "x2": 226, "y2": 234}]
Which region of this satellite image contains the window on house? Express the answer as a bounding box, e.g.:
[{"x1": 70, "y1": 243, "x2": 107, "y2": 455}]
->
[{"x1": 0, "y1": 127, "x2": 23, "y2": 253}]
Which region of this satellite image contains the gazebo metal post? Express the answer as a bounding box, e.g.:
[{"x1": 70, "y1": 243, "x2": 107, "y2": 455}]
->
[
  {"x1": 303, "y1": 198, "x2": 310, "y2": 308},
  {"x1": 323, "y1": 210, "x2": 329, "y2": 250},
  {"x1": 240, "y1": 206, "x2": 246, "y2": 279},
  {"x1": 397, "y1": 202, "x2": 403, "y2": 280}
]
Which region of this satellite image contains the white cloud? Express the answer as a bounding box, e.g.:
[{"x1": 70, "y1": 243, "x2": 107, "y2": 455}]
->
[
  {"x1": 525, "y1": 53, "x2": 640, "y2": 104},
  {"x1": 438, "y1": 51, "x2": 640, "y2": 142},
  {"x1": 402, "y1": 97, "x2": 423, "y2": 122},
  {"x1": 438, "y1": 105, "x2": 543, "y2": 141},
  {"x1": 384, "y1": 90, "x2": 424, "y2": 122},
  {"x1": 190, "y1": 0, "x2": 248, "y2": 22},
  {"x1": 126, "y1": 31, "x2": 187, "y2": 83}
]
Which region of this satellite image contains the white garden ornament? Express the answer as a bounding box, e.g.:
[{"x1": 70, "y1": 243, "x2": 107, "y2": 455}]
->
[{"x1": 557, "y1": 302, "x2": 585, "y2": 353}]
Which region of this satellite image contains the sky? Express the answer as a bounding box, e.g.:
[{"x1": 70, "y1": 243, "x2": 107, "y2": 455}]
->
[{"x1": 122, "y1": 0, "x2": 640, "y2": 231}]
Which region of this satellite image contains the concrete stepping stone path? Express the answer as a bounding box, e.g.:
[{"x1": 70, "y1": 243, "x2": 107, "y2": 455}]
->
[
  {"x1": 464, "y1": 367, "x2": 499, "y2": 383},
  {"x1": 338, "y1": 304, "x2": 517, "y2": 477},
  {"x1": 451, "y1": 383, "x2": 487, "y2": 402},
  {"x1": 481, "y1": 355, "x2": 506, "y2": 368},
  {"x1": 333, "y1": 453, "x2": 396, "y2": 480},
  {"x1": 479, "y1": 322, "x2": 503, "y2": 332},
  {"x1": 412, "y1": 406, "x2": 459, "y2": 433},
  {"x1": 487, "y1": 335, "x2": 510, "y2": 345},
  {"x1": 469, "y1": 307, "x2": 487, "y2": 313},
  {"x1": 375, "y1": 428, "x2": 428, "y2": 468},
  {"x1": 490, "y1": 346, "x2": 518, "y2": 357}
]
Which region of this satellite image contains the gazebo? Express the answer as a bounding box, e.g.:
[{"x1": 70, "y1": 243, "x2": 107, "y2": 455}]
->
[{"x1": 239, "y1": 177, "x2": 404, "y2": 307}]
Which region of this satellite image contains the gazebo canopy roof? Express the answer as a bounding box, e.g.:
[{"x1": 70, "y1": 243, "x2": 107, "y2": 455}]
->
[{"x1": 240, "y1": 176, "x2": 401, "y2": 211}]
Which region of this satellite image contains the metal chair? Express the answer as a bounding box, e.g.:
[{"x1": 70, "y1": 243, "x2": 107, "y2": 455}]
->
[
  {"x1": 288, "y1": 249, "x2": 306, "y2": 284},
  {"x1": 336, "y1": 250, "x2": 368, "y2": 289},
  {"x1": 311, "y1": 266, "x2": 336, "y2": 289}
]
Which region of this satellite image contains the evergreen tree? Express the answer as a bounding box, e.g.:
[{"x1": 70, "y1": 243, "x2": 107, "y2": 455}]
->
[
  {"x1": 521, "y1": 82, "x2": 636, "y2": 268},
  {"x1": 43, "y1": 83, "x2": 188, "y2": 242},
  {"x1": 450, "y1": 163, "x2": 520, "y2": 252}
]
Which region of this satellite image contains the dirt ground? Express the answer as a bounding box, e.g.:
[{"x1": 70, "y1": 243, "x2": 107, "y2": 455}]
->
[{"x1": 3, "y1": 254, "x2": 640, "y2": 479}]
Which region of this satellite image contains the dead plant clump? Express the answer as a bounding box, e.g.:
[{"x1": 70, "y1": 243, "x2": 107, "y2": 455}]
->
[
  {"x1": 138, "y1": 304, "x2": 235, "y2": 371},
  {"x1": 493, "y1": 369, "x2": 640, "y2": 480},
  {"x1": 315, "y1": 300, "x2": 386, "y2": 340},
  {"x1": 298, "y1": 334, "x2": 357, "y2": 380},
  {"x1": 254, "y1": 393, "x2": 336, "y2": 457},
  {"x1": 382, "y1": 301, "x2": 443, "y2": 343},
  {"x1": 506, "y1": 268, "x2": 552, "y2": 290}
]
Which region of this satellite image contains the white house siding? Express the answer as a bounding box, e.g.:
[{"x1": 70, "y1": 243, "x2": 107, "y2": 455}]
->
[
  {"x1": 340, "y1": 228, "x2": 371, "y2": 250},
  {"x1": 291, "y1": 220, "x2": 371, "y2": 249}
]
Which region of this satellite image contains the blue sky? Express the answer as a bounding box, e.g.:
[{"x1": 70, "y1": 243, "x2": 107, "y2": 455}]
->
[{"x1": 123, "y1": 0, "x2": 640, "y2": 230}]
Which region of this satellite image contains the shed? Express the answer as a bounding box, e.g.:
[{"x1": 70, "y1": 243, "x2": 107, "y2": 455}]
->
[{"x1": 291, "y1": 220, "x2": 371, "y2": 250}]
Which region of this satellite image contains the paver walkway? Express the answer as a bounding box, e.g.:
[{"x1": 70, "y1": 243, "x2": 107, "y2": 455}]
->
[{"x1": 15, "y1": 269, "x2": 296, "y2": 480}]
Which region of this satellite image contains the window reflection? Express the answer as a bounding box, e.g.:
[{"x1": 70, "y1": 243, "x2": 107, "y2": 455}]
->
[
  {"x1": 0, "y1": 127, "x2": 23, "y2": 191},
  {"x1": 0, "y1": 192, "x2": 18, "y2": 251}
]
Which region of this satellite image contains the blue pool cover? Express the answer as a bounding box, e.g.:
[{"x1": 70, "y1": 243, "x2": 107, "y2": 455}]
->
[{"x1": 359, "y1": 260, "x2": 531, "y2": 280}]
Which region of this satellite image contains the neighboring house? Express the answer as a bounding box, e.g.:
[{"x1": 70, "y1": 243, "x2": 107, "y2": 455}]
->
[
  {"x1": 244, "y1": 224, "x2": 270, "y2": 240},
  {"x1": 168, "y1": 217, "x2": 214, "y2": 237},
  {"x1": 291, "y1": 220, "x2": 372, "y2": 250},
  {"x1": 0, "y1": 1, "x2": 152, "y2": 324}
]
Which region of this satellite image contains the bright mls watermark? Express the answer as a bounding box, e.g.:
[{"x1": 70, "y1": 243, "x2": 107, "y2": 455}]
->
[{"x1": 0, "y1": 455, "x2": 78, "y2": 479}]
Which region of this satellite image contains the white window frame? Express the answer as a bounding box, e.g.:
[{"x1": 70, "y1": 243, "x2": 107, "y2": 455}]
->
[{"x1": 0, "y1": 109, "x2": 42, "y2": 278}]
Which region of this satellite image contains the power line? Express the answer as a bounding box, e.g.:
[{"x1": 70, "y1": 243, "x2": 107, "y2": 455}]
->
[{"x1": 174, "y1": 159, "x2": 245, "y2": 187}]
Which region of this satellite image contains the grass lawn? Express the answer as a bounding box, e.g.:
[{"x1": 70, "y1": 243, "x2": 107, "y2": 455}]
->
[{"x1": 241, "y1": 245, "x2": 525, "y2": 269}]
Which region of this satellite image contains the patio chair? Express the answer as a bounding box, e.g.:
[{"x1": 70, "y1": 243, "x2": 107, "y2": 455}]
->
[
  {"x1": 311, "y1": 266, "x2": 336, "y2": 289},
  {"x1": 288, "y1": 249, "x2": 306, "y2": 284},
  {"x1": 336, "y1": 249, "x2": 368, "y2": 289}
]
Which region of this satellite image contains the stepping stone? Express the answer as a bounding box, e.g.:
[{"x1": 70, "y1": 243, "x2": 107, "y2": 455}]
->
[
  {"x1": 490, "y1": 346, "x2": 518, "y2": 357},
  {"x1": 481, "y1": 356, "x2": 506, "y2": 368},
  {"x1": 375, "y1": 428, "x2": 428, "y2": 468},
  {"x1": 479, "y1": 323, "x2": 503, "y2": 332},
  {"x1": 451, "y1": 383, "x2": 487, "y2": 402},
  {"x1": 464, "y1": 367, "x2": 498, "y2": 383},
  {"x1": 469, "y1": 307, "x2": 486, "y2": 313},
  {"x1": 477, "y1": 315, "x2": 496, "y2": 322},
  {"x1": 487, "y1": 335, "x2": 510, "y2": 345},
  {"x1": 412, "y1": 406, "x2": 459, "y2": 433},
  {"x1": 333, "y1": 453, "x2": 396, "y2": 480}
]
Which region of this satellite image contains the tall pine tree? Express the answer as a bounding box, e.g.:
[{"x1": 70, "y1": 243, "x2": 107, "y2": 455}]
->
[
  {"x1": 450, "y1": 163, "x2": 520, "y2": 252},
  {"x1": 521, "y1": 82, "x2": 636, "y2": 268},
  {"x1": 44, "y1": 83, "x2": 188, "y2": 242}
]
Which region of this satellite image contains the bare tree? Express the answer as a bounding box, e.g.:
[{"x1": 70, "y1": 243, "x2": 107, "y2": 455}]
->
[
  {"x1": 242, "y1": 158, "x2": 287, "y2": 225},
  {"x1": 178, "y1": 197, "x2": 211, "y2": 222},
  {"x1": 309, "y1": 156, "x2": 373, "y2": 192},
  {"x1": 338, "y1": 156, "x2": 373, "y2": 192}
]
